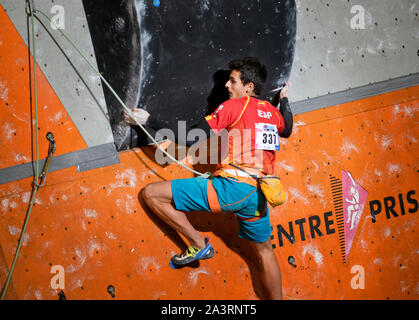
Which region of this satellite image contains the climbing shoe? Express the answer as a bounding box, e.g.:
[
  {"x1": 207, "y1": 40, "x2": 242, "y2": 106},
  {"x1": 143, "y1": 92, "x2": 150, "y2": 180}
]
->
[{"x1": 170, "y1": 237, "x2": 214, "y2": 267}]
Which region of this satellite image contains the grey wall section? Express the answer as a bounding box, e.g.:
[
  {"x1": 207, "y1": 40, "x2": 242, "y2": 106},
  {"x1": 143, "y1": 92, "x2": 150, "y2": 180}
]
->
[
  {"x1": 288, "y1": 0, "x2": 419, "y2": 104},
  {"x1": 0, "y1": 0, "x2": 114, "y2": 147},
  {"x1": 0, "y1": 143, "x2": 119, "y2": 185},
  {"x1": 292, "y1": 73, "x2": 419, "y2": 115}
]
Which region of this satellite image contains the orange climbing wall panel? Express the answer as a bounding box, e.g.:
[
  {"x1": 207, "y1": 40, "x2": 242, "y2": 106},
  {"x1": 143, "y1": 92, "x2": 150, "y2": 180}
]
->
[
  {"x1": 0, "y1": 6, "x2": 87, "y2": 171},
  {"x1": 273, "y1": 86, "x2": 418, "y2": 299},
  {"x1": 0, "y1": 85, "x2": 417, "y2": 300}
]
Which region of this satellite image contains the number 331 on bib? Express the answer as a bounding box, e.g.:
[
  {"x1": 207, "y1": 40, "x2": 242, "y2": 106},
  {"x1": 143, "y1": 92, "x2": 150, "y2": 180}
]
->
[{"x1": 255, "y1": 123, "x2": 280, "y2": 151}]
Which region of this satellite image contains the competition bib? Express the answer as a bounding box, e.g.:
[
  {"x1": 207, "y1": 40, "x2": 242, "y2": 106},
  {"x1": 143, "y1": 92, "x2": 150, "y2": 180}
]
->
[{"x1": 255, "y1": 123, "x2": 280, "y2": 151}]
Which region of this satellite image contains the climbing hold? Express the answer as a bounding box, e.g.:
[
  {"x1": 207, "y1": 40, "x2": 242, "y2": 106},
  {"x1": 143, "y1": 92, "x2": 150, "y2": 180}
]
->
[
  {"x1": 58, "y1": 290, "x2": 66, "y2": 300},
  {"x1": 288, "y1": 256, "x2": 297, "y2": 268},
  {"x1": 107, "y1": 285, "x2": 115, "y2": 298}
]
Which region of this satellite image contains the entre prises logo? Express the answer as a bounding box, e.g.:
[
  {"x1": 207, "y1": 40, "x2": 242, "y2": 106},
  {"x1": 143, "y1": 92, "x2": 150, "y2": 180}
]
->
[{"x1": 330, "y1": 171, "x2": 368, "y2": 263}]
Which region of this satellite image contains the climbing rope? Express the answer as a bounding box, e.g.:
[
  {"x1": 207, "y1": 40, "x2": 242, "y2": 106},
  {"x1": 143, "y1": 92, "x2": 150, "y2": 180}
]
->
[
  {"x1": 1, "y1": 1, "x2": 41, "y2": 300},
  {"x1": 1, "y1": 3, "x2": 211, "y2": 300},
  {"x1": 34, "y1": 9, "x2": 209, "y2": 178},
  {"x1": 0, "y1": 3, "x2": 303, "y2": 302}
]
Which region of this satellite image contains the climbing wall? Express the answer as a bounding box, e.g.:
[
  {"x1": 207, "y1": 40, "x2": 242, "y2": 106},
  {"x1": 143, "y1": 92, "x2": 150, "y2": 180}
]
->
[
  {"x1": 0, "y1": 0, "x2": 113, "y2": 148},
  {"x1": 1, "y1": 85, "x2": 417, "y2": 300},
  {"x1": 274, "y1": 86, "x2": 418, "y2": 299},
  {"x1": 0, "y1": 6, "x2": 88, "y2": 175},
  {"x1": 82, "y1": 0, "x2": 297, "y2": 150},
  {"x1": 0, "y1": 0, "x2": 418, "y2": 300}
]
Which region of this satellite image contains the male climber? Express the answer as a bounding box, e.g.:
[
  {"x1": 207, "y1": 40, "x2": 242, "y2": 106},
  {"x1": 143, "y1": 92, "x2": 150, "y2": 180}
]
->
[{"x1": 124, "y1": 57, "x2": 293, "y2": 300}]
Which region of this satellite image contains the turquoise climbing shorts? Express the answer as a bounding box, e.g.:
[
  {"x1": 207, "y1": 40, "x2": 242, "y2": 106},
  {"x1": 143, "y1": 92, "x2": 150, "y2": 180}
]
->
[{"x1": 171, "y1": 176, "x2": 272, "y2": 243}]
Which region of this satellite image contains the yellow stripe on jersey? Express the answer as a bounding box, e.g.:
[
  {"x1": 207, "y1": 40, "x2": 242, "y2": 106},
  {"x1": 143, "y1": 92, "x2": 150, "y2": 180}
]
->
[{"x1": 229, "y1": 96, "x2": 251, "y2": 129}]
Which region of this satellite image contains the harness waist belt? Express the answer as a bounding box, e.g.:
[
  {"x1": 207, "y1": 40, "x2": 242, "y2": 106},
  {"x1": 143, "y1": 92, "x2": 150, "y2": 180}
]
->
[{"x1": 223, "y1": 168, "x2": 257, "y2": 178}]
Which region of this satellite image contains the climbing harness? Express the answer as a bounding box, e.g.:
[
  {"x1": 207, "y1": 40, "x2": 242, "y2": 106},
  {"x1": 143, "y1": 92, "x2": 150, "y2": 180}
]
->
[{"x1": 206, "y1": 177, "x2": 267, "y2": 222}]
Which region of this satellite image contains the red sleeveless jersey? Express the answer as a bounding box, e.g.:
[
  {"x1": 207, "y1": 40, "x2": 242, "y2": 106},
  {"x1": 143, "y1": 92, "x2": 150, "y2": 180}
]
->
[{"x1": 205, "y1": 96, "x2": 284, "y2": 176}]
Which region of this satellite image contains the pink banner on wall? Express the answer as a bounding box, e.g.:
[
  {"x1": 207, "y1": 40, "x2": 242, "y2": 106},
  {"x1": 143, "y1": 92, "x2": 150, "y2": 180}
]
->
[{"x1": 342, "y1": 170, "x2": 368, "y2": 260}]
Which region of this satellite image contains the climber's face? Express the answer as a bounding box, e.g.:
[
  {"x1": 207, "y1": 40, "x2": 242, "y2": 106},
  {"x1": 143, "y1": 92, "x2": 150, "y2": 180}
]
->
[{"x1": 225, "y1": 70, "x2": 255, "y2": 100}]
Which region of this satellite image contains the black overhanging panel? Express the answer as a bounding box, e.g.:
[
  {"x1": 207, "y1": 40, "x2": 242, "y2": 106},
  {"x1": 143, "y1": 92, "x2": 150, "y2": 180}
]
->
[{"x1": 83, "y1": 0, "x2": 296, "y2": 150}]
